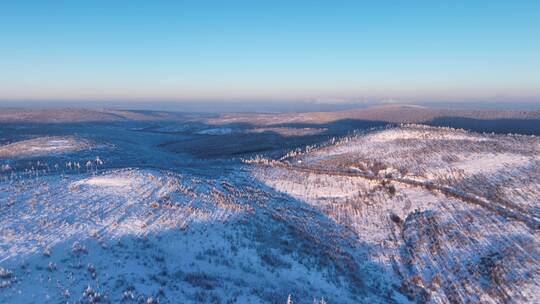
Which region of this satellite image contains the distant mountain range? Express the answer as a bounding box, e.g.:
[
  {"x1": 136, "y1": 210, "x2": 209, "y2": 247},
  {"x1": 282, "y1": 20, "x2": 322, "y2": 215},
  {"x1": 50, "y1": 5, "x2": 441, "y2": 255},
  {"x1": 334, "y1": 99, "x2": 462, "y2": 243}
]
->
[{"x1": 1, "y1": 104, "x2": 539, "y2": 124}]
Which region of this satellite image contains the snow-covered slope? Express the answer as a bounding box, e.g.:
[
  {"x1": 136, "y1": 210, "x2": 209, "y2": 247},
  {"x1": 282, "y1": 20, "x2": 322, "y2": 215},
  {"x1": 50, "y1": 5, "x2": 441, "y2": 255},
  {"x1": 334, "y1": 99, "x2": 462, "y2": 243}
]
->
[
  {"x1": 253, "y1": 125, "x2": 540, "y2": 303},
  {"x1": 0, "y1": 167, "x2": 400, "y2": 303},
  {"x1": 1, "y1": 124, "x2": 539, "y2": 303}
]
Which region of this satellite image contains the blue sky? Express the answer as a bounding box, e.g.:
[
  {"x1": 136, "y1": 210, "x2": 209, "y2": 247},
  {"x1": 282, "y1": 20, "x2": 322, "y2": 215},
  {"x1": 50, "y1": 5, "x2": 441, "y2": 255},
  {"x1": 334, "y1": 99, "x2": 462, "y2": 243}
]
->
[{"x1": 1, "y1": 1, "x2": 539, "y2": 104}]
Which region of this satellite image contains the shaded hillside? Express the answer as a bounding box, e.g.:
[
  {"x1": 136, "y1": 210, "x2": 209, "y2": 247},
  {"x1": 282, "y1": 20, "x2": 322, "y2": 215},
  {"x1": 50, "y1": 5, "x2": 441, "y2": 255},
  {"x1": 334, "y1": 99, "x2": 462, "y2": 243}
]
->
[{"x1": 205, "y1": 104, "x2": 540, "y2": 125}]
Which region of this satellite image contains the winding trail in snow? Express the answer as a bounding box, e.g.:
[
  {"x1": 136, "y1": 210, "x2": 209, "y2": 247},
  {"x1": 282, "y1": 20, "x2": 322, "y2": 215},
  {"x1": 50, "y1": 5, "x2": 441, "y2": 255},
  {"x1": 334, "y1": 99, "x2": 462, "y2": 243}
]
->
[{"x1": 263, "y1": 161, "x2": 540, "y2": 230}]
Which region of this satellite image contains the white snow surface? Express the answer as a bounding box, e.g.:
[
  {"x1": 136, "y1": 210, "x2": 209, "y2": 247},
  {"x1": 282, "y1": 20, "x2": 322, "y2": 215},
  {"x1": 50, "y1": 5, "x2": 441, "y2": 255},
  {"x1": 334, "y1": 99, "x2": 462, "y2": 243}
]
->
[
  {"x1": 1, "y1": 169, "x2": 236, "y2": 261},
  {"x1": 1, "y1": 125, "x2": 539, "y2": 303},
  {"x1": 73, "y1": 176, "x2": 133, "y2": 187},
  {"x1": 1, "y1": 168, "x2": 394, "y2": 303},
  {"x1": 0, "y1": 136, "x2": 92, "y2": 159},
  {"x1": 253, "y1": 125, "x2": 540, "y2": 303}
]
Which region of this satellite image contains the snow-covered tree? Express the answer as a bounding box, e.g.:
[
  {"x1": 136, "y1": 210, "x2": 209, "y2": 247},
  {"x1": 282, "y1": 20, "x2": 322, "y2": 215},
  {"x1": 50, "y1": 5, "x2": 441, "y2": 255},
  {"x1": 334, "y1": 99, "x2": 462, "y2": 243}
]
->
[{"x1": 286, "y1": 294, "x2": 293, "y2": 304}]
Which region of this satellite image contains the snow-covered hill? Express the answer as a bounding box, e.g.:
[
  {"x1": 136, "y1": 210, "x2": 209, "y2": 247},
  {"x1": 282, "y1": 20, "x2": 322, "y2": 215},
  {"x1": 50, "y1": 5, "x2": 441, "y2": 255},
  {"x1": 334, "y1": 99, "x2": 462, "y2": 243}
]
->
[
  {"x1": 1, "y1": 124, "x2": 539, "y2": 303},
  {"x1": 253, "y1": 125, "x2": 540, "y2": 303},
  {"x1": 0, "y1": 136, "x2": 92, "y2": 159},
  {"x1": 1, "y1": 167, "x2": 399, "y2": 303}
]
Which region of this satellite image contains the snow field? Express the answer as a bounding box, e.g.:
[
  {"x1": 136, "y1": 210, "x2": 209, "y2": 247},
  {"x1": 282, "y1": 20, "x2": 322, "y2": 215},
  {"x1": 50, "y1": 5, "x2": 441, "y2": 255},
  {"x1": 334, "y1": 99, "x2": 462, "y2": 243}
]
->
[
  {"x1": 0, "y1": 136, "x2": 92, "y2": 159},
  {"x1": 253, "y1": 125, "x2": 540, "y2": 303}
]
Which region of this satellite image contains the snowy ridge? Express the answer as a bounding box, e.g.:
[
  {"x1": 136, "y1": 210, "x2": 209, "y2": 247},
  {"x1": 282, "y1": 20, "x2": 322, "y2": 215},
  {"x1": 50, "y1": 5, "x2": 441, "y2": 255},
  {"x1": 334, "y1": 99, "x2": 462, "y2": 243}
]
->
[
  {"x1": 1, "y1": 166, "x2": 398, "y2": 303},
  {"x1": 253, "y1": 125, "x2": 540, "y2": 303},
  {"x1": 0, "y1": 169, "x2": 246, "y2": 263}
]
